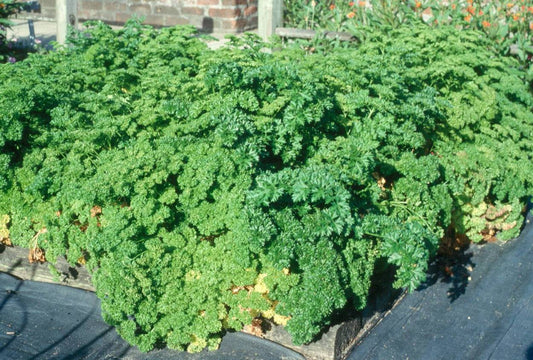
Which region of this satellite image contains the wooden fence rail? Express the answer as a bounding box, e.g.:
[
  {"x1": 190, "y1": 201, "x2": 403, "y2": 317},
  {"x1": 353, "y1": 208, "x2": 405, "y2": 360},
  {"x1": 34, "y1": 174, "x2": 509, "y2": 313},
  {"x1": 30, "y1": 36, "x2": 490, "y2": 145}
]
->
[
  {"x1": 258, "y1": 1, "x2": 357, "y2": 42},
  {"x1": 275, "y1": 27, "x2": 357, "y2": 41}
]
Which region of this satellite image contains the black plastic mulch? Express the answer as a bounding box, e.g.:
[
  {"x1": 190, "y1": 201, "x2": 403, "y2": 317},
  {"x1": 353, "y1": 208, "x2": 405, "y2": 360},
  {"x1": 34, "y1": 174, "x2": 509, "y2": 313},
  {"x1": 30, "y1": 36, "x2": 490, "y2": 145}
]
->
[
  {"x1": 347, "y1": 212, "x2": 533, "y2": 360},
  {"x1": 0, "y1": 272, "x2": 304, "y2": 360}
]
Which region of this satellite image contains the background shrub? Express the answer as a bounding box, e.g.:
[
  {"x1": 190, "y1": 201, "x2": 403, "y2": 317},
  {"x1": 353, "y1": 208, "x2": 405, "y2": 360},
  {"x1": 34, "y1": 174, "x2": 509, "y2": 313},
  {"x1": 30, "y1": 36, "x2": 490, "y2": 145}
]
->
[
  {"x1": 284, "y1": 0, "x2": 533, "y2": 75},
  {"x1": 0, "y1": 0, "x2": 30, "y2": 63}
]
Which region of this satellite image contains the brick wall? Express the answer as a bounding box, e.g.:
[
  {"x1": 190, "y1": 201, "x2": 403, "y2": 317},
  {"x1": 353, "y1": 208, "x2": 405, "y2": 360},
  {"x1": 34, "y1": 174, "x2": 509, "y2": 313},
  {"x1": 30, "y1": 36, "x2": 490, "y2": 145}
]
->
[{"x1": 30, "y1": 0, "x2": 258, "y2": 33}]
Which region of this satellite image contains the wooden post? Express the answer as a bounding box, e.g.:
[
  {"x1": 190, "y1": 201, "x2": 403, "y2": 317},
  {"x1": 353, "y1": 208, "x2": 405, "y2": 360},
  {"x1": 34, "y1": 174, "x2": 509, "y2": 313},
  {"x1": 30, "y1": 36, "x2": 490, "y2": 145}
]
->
[
  {"x1": 258, "y1": 0, "x2": 283, "y2": 41},
  {"x1": 56, "y1": 0, "x2": 77, "y2": 45}
]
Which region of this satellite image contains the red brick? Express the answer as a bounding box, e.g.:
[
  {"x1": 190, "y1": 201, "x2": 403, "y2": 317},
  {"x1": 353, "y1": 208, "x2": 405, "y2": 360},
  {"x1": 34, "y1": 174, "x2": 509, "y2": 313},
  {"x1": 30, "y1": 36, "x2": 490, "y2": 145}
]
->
[
  {"x1": 143, "y1": 14, "x2": 166, "y2": 25},
  {"x1": 208, "y1": 7, "x2": 241, "y2": 18},
  {"x1": 154, "y1": 5, "x2": 180, "y2": 15},
  {"x1": 220, "y1": 18, "x2": 248, "y2": 30},
  {"x1": 243, "y1": 5, "x2": 257, "y2": 17},
  {"x1": 164, "y1": 15, "x2": 191, "y2": 26},
  {"x1": 82, "y1": 1, "x2": 103, "y2": 11},
  {"x1": 77, "y1": 9, "x2": 92, "y2": 20},
  {"x1": 104, "y1": 2, "x2": 128, "y2": 12},
  {"x1": 115, "y1": 12, "x2": 134, "y2": 23},
  {"x1": 197, "y1": 0, "x2": 220, "y2": 5},
  {"x1": 86, "y1": 13, "x2": 107, "y2": 21},
  {"x1": 182, "y1": 6, "x2": 204, "y2": 15},
  {"x1": 221, "y1": 0, "x2": 248, "y2": 5},
  {"x1": 41, "y1": 0, "x2": 260, "y2": 32},
  {"x1": 129, "y1": 4, "x2": 152, "y2": 15}
]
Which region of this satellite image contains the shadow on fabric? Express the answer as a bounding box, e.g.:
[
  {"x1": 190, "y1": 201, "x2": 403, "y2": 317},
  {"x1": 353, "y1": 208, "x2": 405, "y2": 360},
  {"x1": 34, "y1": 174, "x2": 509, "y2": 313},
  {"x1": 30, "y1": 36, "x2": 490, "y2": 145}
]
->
[
  {"x1": 59, "y1": 327, "x2": 130, "y2": 360},
  {"x1": 526, "y1": 343, "x2": 533, "y2": 360},
  {"x1": 26, "y1": 299, "x2": 102, "y2": 360},
  {"x1": 0, "y1": 255, "x2": 29, "y2": 355},
  {"x1": 417, "y1": 245, "x2": 475, "y2": 303}
]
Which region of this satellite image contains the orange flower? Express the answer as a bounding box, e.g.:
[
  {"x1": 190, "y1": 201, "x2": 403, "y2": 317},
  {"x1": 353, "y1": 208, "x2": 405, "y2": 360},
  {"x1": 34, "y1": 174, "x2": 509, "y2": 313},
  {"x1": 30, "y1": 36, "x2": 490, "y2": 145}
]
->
[
  {"x1": 478, "y1": 10, "x2": 483, "y2": 16},
  {"x1": 349, "y1": 1, "x2": 355, "y2": 6},
  {"x1": 415, "y1": 1, "x2": 422, "y2": 8},
  {"x1": 464, "y1": 14, "x2": 472, "y2": 21},
  {"x1": 530, "y1": 22, "x2": 533, "y2": 30},
  {"x1": 466, "y1": 5, "x2": 475, "y2": 15},
  {"x1": 358, "y1": 1, "x2": 366, "y2": 7},
  {"x1": 528, "y1": 6, "x2": 533, "y2": 13},
  {"x1": 482, "y1": 20, "x2": 490, "y2": 27},
  {"x1": 507, "y1": 3, "x2": 514, "y2": 8},
  {"x1": 330, "y1": 4, "x2": 336, "y2": 10},
  {"x1": 347, "y1": 11, "x2": 356, "y2": 18},
  {"x1": 513, "y1": 14, "x2": 520, "y2": 20},
  {"x1": 451, "y1": 3, "x2": 456, "y2": 9}
]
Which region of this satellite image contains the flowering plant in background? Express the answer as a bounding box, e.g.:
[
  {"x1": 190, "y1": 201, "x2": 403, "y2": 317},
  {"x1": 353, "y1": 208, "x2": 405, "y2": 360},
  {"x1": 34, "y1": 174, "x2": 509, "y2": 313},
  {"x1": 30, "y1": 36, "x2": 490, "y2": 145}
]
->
[
  {"x1": 284, "y1": 0, "x2": 533, "y2": 70},
  {"x1": 0, "y1": 0, "x2": 23, "y2": 18},
  {"x1": 1, "y1": 0, "x2": 26, "y2": 63},
  {"x1": 425, "y1": 0, "x2": 533, "y2": 65}
]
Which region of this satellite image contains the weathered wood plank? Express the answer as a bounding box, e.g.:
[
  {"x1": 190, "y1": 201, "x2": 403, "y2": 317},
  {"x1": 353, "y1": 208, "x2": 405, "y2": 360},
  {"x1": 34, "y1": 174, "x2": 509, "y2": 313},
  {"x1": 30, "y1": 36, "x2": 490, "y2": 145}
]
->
[
  {"x1": 275, "y1": 27, "x2": 358, "y2": 42},
  {"x1": 261, "y1": 269, "x2": 404, "y2": 360},
  {"x1": 0, "y1": 244, "x2": 95, "y2": 292}
]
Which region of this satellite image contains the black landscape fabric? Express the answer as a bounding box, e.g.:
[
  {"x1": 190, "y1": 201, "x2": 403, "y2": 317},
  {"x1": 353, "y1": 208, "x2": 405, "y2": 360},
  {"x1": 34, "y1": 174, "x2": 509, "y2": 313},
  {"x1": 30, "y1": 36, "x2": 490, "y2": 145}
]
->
[
  {"x1": 348, "y1": 212, "x2": 533, "y2": 360},
  {"x1": 0, "y1": 273, "x2": 304, "y2": 360}
]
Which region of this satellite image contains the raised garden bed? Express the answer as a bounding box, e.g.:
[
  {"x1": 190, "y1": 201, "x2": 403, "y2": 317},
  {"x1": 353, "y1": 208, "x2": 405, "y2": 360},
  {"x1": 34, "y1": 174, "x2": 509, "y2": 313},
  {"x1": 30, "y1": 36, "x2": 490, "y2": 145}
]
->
[{"x1": 1, "y1": 18, "x2": 532, "y2": 358}]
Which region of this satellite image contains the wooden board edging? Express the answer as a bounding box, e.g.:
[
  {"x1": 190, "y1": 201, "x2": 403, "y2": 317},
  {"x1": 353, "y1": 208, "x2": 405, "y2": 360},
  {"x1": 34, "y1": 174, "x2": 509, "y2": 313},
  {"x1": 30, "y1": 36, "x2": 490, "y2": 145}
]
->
[{"x1": 0, "y1": 244, "x2": 95, "y2": 292}]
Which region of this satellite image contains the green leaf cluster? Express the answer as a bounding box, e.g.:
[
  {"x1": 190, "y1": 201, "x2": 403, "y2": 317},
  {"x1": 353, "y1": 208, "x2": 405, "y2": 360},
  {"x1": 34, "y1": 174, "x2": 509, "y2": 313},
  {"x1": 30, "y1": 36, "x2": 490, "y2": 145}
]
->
[{"x1": 0, "y1": 21, "x2": 531, "y2": 350}]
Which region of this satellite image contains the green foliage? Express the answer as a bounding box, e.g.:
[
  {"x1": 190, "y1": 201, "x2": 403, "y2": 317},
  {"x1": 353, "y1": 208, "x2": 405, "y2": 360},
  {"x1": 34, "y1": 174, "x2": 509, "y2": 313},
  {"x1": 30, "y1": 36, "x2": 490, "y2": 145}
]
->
[
  {"x1": 283, "y1": 0, "x2": 533, "y2": 73},
  {"x1": 0, "y1": 20, "x2": 532, "y2": 351}
]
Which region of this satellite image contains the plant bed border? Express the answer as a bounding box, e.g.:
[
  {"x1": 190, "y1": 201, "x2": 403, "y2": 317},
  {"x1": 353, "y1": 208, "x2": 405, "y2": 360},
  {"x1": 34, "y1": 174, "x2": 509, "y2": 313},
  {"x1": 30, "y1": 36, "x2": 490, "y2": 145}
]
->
[
  {"x1": 0, "y1": 244, "x2": 94, "y2": 291},
  {"x1": 0, "y1": 244, "x2": 405, "y2": 360}
]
